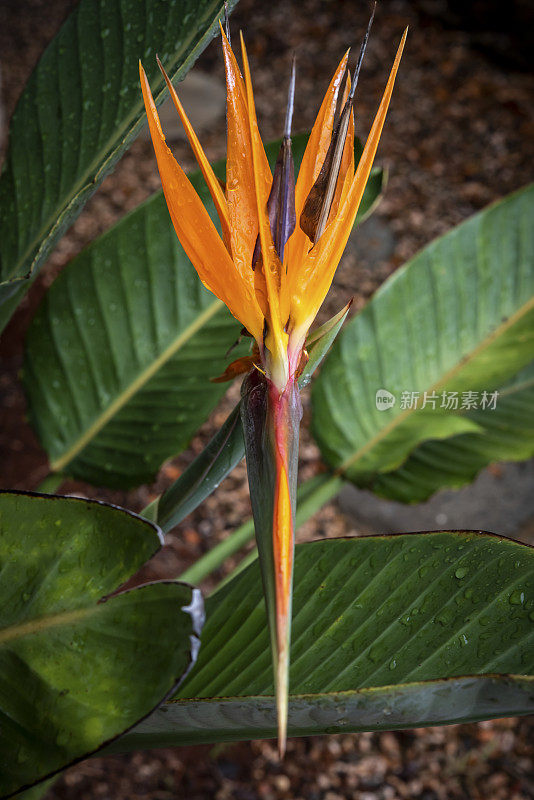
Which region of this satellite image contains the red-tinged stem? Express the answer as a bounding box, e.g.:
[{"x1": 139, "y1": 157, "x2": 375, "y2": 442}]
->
[{"x1": 241, "y1": 370, "x2": 301, "y2": 758}]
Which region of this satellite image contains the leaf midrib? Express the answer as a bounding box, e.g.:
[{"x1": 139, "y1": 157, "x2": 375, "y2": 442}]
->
[
  {"x1": 1, "y1": 0, "x2": 224, "y2": 285},
  {"x1": 337, "y1": 295, "x2": 534, "y2": 475},
  {"x1": 497, "y1": 373, "x2": 534, "y2": 398},
  {"x1": 0, "y1": 607, "x2": 92, "y2": 645},
  {"x1": 167, "y1": 672, "x2": 534, "y2": 704},
  {"x1": 50, "y1": 299, "x2": 223, "y2": 471}
]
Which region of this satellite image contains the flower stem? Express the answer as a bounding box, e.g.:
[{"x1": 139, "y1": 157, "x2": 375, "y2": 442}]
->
[{"x1": 34, "y1": 472, "x2": 64, "y2": 495}]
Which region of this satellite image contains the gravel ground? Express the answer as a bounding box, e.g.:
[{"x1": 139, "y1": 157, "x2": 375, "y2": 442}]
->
[{"x1": 1, "y1": 0, "x2": 533, "y2": 797}]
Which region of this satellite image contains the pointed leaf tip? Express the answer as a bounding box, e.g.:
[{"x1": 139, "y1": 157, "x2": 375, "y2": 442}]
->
[{"x1": 154, "y1": 54, "x2": 230, "y2": 242}]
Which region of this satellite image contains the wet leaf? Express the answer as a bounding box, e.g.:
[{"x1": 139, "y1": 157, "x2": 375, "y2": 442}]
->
[
  {"x1": 312, "y1": 184, "x2": 534, "y2": 489},
  {"x1": 0, "y1": 0, "x2": 240, "y2": 332},
  {"x1": 0, "y1": 492, "x2": 203, "y2": 797},
  {"x1": 112, "y1": 531, "x2": 534, "y2": 749}
]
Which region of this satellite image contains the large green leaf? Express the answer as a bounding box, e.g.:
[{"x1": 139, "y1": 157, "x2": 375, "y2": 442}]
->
[
  {"x1": 118, "y1": 673, "x2": 533, "y2": 749},
  {"x1": 23, "y1": 177, "x2": 241, "y2": 489},
  {"x1": 24, "y1": 135, "x2": 379, "y2": 490},
  {"x1": 0, "y1": 491, "x2": 203, "y2": 797},
  {"x1": 110, "y1": 531, "x2": 533, "y2": 749},
  {"x1": 372, "y1": 360, "x2": 534, "y2": 502},
  {"x1": 311, "y1": 184, "x2": 534, "y2": 490},
  {"x1": 0, "y1": 0, "x2": 239, "y2": 332}
]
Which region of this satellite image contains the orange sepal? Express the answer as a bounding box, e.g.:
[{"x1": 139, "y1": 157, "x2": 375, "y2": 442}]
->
[
  {"x1": 289, "y1": 29, "x2": 408, "y2": 337},
  {"x1": 221, "y1": 25, "x2": 271, "y2": 287},
  {"x1": 139, "y1": 61, "x2": 264, "y2": 343},
  {"x1": 156, "y1": 56, "x2": 231, "y2": 246}
]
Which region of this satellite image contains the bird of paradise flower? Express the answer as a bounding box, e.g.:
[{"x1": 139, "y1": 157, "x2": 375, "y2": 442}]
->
[{"x1": 140, "y1": 11, "x2": 406, "y2": 756}]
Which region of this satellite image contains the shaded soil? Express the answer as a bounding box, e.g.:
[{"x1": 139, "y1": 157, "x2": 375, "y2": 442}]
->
[{"x1": 1, "y1": 0, "x2": 533, "y2": 797}]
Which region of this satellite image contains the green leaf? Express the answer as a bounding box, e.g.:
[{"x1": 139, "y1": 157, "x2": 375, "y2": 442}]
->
[
  {"x1": 110, "y1": 531, "x2": 533, "y2": 749},
  {"x1": 311, "y1": 184, "x2": 534, "y2": 490},
  {"x1": 23, "y1": 175, "x2": 244, "y2": 490},
  {"x1": 0, "y1": 0, "x2": 239, "y2": 332},
  {"x1": 156, "y1": 403, "x2": 244, "y2": 533},
  {"x1": 301, "y1": 301, "x2": 353, "y2": 386},
  {"x1": 11, "y1": 778, "x2": 55, "y2": 800},
  {"x1": 0, "y1": 491, "x2": 203, "y2": 797},
  {"x1": 372, "y1": 361, "x2": 534, "y2": 502}
]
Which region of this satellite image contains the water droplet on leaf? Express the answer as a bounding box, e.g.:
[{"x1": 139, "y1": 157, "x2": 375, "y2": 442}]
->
[{"x1": 509, "y1": 590, "x2": 525, "y2": 605}]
